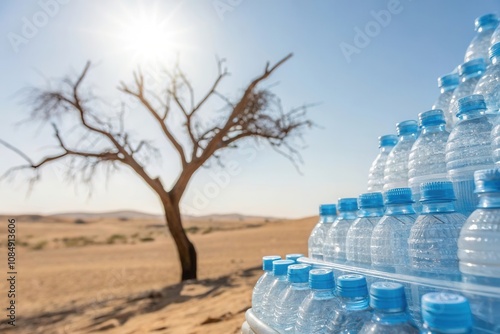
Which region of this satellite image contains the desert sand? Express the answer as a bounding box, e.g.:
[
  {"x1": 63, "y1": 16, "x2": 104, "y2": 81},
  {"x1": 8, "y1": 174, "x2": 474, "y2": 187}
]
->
[{"x1": 0, "y1": 213, "x2": 316, "y2": 333}]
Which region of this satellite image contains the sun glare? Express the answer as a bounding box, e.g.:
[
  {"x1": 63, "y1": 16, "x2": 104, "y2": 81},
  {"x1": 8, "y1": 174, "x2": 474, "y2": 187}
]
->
[{"x1": 112, "y1": 4, "x2": 188, "y2": 64}]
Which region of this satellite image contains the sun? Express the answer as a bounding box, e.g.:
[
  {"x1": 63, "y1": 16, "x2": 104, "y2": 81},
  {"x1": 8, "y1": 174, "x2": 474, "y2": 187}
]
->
[{"x1": 114, "y1": 5, "x2": 187, "y2": 64}]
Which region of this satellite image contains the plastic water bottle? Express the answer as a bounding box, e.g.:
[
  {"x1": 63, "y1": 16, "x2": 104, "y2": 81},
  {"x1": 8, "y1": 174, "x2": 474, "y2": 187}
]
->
[
  {"x1": 474, "y1": 43, "x2": 500, "y2": 118},
  {"x1": 408, "y1": 110, "x2": 450, "y2": 210},
  {"x1": 260, "y1": 259, "x2": 295, "y2": 324},
  {"x1": 383, "y1": 120, "x2": 419, "y2": 191},
  {"x1": 323, "y1": 198, "x2": 358, "y2": 264},
  {"x1": 308, "y1": 204, "x2": 337, "y2": 260},
  {"x1": 285, "y1": 253, "x2": 304, "y2": 263},
  {"x1": 492, "y1": 20, "x2": 500, "y2": 46},
  {"x1": 368, "y1": 135, "x2": 398, "y2": 192},
  {"x1": 446, "y1": 94, "x2": 495, "y2": 214},
  {"x1": 465, "y1": 13, "x2": 499, "y2": 65},
  {"x1": 421, "y1": 292, "x2": 473, "y2": 334},
  {"x1": 408, "y1": 181, "x2": 465, "y2": 281},
  {"x1": 359, "y1": 282, "x2": 418, "y2": 334},
  {"x1": 458, "y1": 169, "x2": 500, "y2": 332},
  {"x1": 446, "y1": 59, "x2": 486, "y2": 128},
  {"x1": 273, "y1": 264, "x2": 311, "y2": 333},
  {"x1": 346, "y1": 192, "x2": 385, "y2": 268},
  {"x1": 326, "y1": 274, "x2": 372, "y2": 334},
  {"x1": 294, "y1": 269, "x2": 340, "y2": 334},
  {"x1": 252, "y1": 255, "x2": 281, "y2": 318},
  {"x1": 371, "y1": 188, "x2": 417, "y2": 274},
  {"x1": 458, "y1": 168, "x2": 500, "y2": 285},
  {"x1": 432, "y1": 74, "x2": 459, "y2": 130}
]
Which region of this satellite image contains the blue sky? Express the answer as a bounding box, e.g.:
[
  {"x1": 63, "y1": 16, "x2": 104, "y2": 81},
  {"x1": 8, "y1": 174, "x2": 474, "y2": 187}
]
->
[{"x1": 1, "y1": 0, "x2": 499, "y2": 218}]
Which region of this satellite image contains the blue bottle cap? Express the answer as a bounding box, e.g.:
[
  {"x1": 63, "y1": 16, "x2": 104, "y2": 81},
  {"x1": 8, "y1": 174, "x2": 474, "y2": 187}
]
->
[
  {"x1": 437, "y1": 73, "x2": 459, "y2": 89},
  {"x1": 287, "y1": 264, "x2": 311, "y2": 283},
  {"x1": 384, "y1": 188, "x2": 414, "y2": 205},
  {"x1": 309, "y1": 269, "x2": 334, "y2": 290},
  {"x1": 319, "y1": 204, "x2": 337, "y2": 216},
  {"x1": 358, "y1": 192, "x2": 384, "y2": 209},
  {"x1": 272, "y1": 260, "x2": 295, "y2": 276},
  {"x1": 396, "y1": 120, "x2": 419, "y2": 136},
  {"x1": 490, "y1": 42, "x2": 500, "y2": 60},
  {"x1": 474, "y1": 168, "x2": 500, "y2": 193},
  {"x1": 456, "y1": 94, "x2": 487, "y2": 118},
  {"x1": 285, "y1": 253, "x2": 304, "y2": 263},
  {"x1": 336, "y1": 274, "x2": 368, "y2": 298},
  {"x1": 262, "y1": 255, "x2": 281, "y2": 271},
  {"x1": 338, "y1": 198, "x2": 358, "y2": 212},
  {"x1": 369, "y1": 282, "x2": 406, "y2": 310},
  {"x1": 379, "y1": 134, "x2": 398, "y2": 148},
  {"x1": 475, "y1": 13, "x2": 499, "y2": 31},
  {"x1": 419, "y1": 109, "x2": 446, "y2": 127},
  {"x1": 421, "y1": 293, "x2": 473, "y2": 331},
  {"x1": 420, "y1": 181, "x2": 456, "y2": 202},
  {"x1": 458, "y1": 58, "x2": 486, "y2": 77}
]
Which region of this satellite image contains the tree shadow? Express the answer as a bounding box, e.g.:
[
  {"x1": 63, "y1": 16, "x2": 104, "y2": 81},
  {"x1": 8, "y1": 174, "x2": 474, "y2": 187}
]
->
[{"x1": 0, "y1": 265, "x2": 262, "y2": 333}]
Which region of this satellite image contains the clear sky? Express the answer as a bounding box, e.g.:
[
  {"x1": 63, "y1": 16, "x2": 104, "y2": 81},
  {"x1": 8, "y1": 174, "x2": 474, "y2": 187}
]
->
[{"x1": 1, "y1": 0, "x2": 499, "y2": 218}]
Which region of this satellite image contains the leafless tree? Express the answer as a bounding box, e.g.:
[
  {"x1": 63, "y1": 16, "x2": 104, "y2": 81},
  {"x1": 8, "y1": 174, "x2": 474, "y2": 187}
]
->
[{"x1": 1, "y1": 54, "x2": 312, "y2": 281}]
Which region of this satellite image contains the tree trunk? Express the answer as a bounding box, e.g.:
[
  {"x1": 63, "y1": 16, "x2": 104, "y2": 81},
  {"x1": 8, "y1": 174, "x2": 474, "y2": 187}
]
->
[{"x1": 162, "y1": 197, "x2": 197, "y2": 281}]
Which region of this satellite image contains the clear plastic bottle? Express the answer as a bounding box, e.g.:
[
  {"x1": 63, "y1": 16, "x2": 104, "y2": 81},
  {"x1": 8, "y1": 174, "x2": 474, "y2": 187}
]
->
[
  {"x1": 259, "y1": 259, "x2": 295, "y2": 324},
  {"x1": 273, "y1": 264, "x2": 311, "y2": 333},
  {"x1": 432, "y1": 73, "x2": 459, "y2": 131},
  {"x1": 408, "y1": 181, "x2": 465, "y2": 280},
  {"x1": 323, "y1": 198, "x2": 358, "y2": 264},
  {"x1": 346, "y1": 192, "x2": 385, "y2": 268},
  {"x1": 420, "y1": 292, "x2": 473, "y2": 334},
  {"x1": 252, "y1": 255, "x2": 281, "y2": 318},
  {"x1": 359, "y1": 282, "x2": 418, "y2": 334},
  {"x1": 294, "y1": 269, "x2": 340, "y2": 334},
  {"x1": 368, "y1": 134, "x2": 398, "y2": 192},
  {"x1": 285, "y1": 253, "x2": 304, "y2": 264},
  {"x1": 446, "y1": 59, "x2": 487, "y2": 128},
  {"x1": 465, "y1": 13, "x2": 499, "y2": 65},
  {"x1": 475, "y1": 43, "x2": 500, "y2": 119},
  {"x1": 326, "y1": 274, "x2": 372, "y2": 334},
  {"x1": 308, "y1": 204, "x2": 337, "y2": 260},
  {"x1": 408, "y1": 109, "x2": 450, "y2": 210},
  {"x1": 458, "y1": 168, "x2": 500, "y2": 332},
  {"x1": 492, "y1": 20, "x2": 500, "y2": 46},
  {"x1": 383, "y1": 121, "x2": 419, "y2": 191},
  {"x1": 446, "y1": 94, "x2": 495, "y2": 215},
  {"x1": 371, "y1": 188, "x2": 417, "y2": 274}
]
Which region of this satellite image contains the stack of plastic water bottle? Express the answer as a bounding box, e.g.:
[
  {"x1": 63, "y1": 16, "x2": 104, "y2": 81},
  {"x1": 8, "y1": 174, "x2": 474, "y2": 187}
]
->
[{"x1": 242, "y1": 13, "x2": 500, "y2": 334}]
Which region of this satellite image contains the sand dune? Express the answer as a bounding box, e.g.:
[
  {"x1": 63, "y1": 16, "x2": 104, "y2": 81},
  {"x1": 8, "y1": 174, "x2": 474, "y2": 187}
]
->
[{"x1": 0, "y1": 214, "x2": 316, "y2": 333}]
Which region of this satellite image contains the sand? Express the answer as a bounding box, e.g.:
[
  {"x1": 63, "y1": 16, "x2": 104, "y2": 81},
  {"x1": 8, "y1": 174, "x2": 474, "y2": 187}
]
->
[{"x1": 0, "y1": 214, "x2": 316, "y2": 333}]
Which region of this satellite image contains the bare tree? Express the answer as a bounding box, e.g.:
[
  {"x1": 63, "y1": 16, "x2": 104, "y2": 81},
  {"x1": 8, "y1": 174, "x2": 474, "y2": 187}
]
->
[{"x1": 1, "y1": 54, "x2": 312, "y2": 281}]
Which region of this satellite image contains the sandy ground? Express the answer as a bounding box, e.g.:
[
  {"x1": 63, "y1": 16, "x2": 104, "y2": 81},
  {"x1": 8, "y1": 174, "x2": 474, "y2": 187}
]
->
[{"x1": 0, "y1": 214, "x2": 316, "y2": 333}]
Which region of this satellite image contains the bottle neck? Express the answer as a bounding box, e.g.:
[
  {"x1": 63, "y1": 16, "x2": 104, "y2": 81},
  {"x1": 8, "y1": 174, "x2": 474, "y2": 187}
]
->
[
  {"x1": 478, "y1": 193, "x2": 500, "y2": 208},
  {"x1": 358, "y1": 207, "x2": 385, "y2": 217},
  {"x1": 312, "y1": 288, "x2": 335, "y2": 299},
  {"x1": 339, "y1": 210, "x2": 358, "y2": 220},
  {"x1": 440, "y1": 85, "x2": 457, "y2": 93},
  {"x1": 459, "y1": 109, "x2": 485, "y2": 121},
  {"x1": 398, "y1": 133, "x2": 417, "y2": 141},
  {"x1": 385, "y1": 203, "x2": 416, "y2": 216},
  {"x1": 380, "y1": 145, "x2": 395, "y2": 153},
  {"x1": 341, "y1": 296, "x2": 369, "y2": 310},
  {"x1": 422, "y1": 324, "x2": 472, "y2": 334},
  {"x1": 421, "y1": 201, "x2": 456, "y2": 214},
  {"x1": 291, "y1": 282, "x2": 309, "y2": 289},
  {"x1": 421, "y1": 124, "x2": 446, "y2": 134},
  {"x1": 492, "y1": 56, "x2": 500, "y2": 66},
  {"x1": 461, "y1": 71, "x2": 482, "y2": 81},
  {"x1": 320, "y1": 214, "x2": 337, "y2": 223},
  {"x1": 477, "y1": 24, "x2": 497, "y2": 33},
  {"x1": 373, "y1": 309, "x2": 409, "y2": 324}
]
